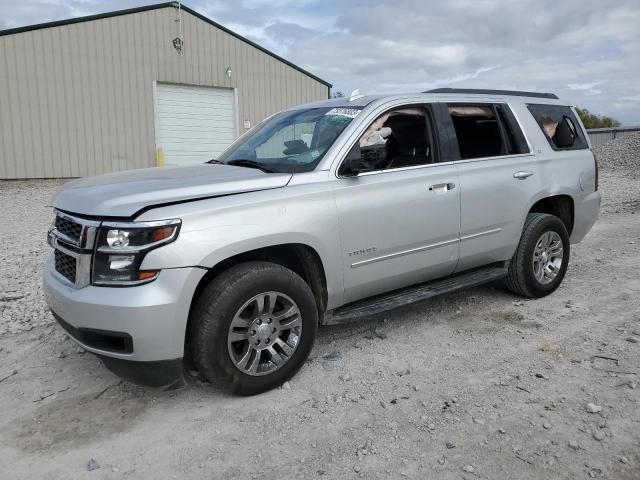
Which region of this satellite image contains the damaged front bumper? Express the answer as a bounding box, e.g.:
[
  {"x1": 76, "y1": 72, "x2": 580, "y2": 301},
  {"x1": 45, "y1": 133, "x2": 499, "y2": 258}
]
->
[{"x1": 43, "y1": 254, "x2": 206, "y2": 387}]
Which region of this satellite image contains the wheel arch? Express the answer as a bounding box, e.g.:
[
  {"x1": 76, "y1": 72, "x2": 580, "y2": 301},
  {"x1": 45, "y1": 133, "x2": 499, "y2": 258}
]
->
[
  {"x1": 185, "y1": 242, "x2": 328, "y2": 360},
  {"x1": 528, "y1": 194, "x2": 575, "y2": 236}
]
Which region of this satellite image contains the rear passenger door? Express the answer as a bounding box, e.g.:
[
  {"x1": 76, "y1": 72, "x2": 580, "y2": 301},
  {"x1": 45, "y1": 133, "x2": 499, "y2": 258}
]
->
[{"x1": 441, "y1": 102, "x2": 545, "y2": 272}]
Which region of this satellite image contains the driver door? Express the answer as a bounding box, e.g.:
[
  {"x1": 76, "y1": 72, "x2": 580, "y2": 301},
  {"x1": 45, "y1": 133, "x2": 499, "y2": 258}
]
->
[{"x1": 332, "y1": 105, "x2": 461, "y2": 304}]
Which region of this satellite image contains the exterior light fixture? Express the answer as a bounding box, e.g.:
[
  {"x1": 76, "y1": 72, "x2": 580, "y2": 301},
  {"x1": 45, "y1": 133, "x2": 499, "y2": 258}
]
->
[
  {"x1": 172, "y1": 37, "x2": 183, "y2": 53},
  {"x1": 226, "y1": 67, "x2": 232, "y2": 78}
]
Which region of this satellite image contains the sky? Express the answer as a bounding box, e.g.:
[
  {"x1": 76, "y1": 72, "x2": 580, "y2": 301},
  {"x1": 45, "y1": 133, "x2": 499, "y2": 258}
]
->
[{"x1": 1, "y1": 0, "x2": 639, "y2": 125}]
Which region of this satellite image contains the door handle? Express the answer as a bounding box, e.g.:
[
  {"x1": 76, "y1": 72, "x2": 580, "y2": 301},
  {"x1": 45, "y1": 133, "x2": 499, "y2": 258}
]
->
[
  {"x1": 429, "y1": 182, "x2": 456, "y2": 192},
  {"x1": 513, "y1": 171, "x2": 534, "y2": 180}
]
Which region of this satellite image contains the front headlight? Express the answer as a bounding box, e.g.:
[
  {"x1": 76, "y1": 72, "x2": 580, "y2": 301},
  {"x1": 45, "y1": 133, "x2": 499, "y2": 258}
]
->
[{"x1": 92, "y1": 219, "x2": 181, "y2": 286}]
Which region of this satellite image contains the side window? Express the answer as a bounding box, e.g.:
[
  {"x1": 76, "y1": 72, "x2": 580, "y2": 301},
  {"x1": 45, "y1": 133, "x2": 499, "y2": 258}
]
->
[
  {"x1": 527, "y1": 104, "x2": 588, "y2": 150},
  {"x1": 356, "y1": 107, "x2": 436, "y2": 171},
  {"x1": 448, "y1": 104, "x2": 529, "y2": 160}
]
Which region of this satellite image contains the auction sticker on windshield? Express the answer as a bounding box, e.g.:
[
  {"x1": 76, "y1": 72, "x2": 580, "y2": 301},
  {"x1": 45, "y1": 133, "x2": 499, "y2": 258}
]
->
[{"x1": 326, "y1": 107, "x2": 361, "y2": 118}]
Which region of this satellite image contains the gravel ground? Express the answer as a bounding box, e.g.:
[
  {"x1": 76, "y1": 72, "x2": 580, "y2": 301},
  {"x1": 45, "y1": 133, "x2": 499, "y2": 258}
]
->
[
  {"x1": 0, "y1": 180, "x2": 65, "y2": 335},
  {"x1": 0, "y1": 141, "x2": 639, "y2": 479},
  {"x1": 594, "y1": 132, "x2": 640, "y2": 178},
  {"x1": 595, "y1": 133, "x2": 640, "y2": 216}
]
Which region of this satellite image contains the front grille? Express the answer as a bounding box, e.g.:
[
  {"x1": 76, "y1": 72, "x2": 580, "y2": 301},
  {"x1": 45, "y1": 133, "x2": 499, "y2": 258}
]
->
[
  {"x1": 55, "y1": 215, "x2": 82, "y2": 243},
  {"x1": 49, "y1": 211, "x2": 98, "y2": 288},
  {"x1": 55, "y1": 249, "x2": 77, "y2": 284}
]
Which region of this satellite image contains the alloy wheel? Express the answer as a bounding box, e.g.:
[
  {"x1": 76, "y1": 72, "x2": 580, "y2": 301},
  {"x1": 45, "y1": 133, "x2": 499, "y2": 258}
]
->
[
  {"x1": 227, "y1": 291, "x2": 302, "y2": 376},
  {"x1": 532, "y1": 231, "x2": 564, "y2": 285}
]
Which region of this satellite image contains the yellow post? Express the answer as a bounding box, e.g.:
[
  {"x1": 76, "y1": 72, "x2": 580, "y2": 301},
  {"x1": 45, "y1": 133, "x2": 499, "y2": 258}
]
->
[{"x1": 156, "y1": 147, "x2": 164, "y2": 167}]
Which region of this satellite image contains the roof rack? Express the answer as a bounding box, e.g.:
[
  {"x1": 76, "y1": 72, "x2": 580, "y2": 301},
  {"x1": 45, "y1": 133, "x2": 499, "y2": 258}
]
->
[{"x1": 425, "y1": 88, "x2": 558, "y2": 100}]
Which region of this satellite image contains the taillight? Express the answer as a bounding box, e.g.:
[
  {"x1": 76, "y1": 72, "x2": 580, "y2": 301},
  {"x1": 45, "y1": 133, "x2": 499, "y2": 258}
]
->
[{"x1": 592, "y1": 150, "x2": 599, "y2": 191}]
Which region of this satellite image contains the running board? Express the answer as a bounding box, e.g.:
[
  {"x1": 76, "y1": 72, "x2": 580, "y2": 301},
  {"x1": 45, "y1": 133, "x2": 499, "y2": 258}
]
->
[{"x1": 323, "y1": 266, "x2": 508, "y2": 325}]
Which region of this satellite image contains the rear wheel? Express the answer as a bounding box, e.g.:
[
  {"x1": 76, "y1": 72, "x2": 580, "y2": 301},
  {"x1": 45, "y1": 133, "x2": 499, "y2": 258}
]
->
[
  {"x1": 504, "y1": 213, "x2": 570, "y2": 298},
  {"x1": 189, "y1": 261, "x2": 317, "y2": 395}
]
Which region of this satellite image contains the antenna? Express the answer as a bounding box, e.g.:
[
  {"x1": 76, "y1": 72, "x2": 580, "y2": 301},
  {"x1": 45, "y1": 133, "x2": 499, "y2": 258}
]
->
[{"x1": 349, "y1": 89, "x2": 364, "y2": 102}]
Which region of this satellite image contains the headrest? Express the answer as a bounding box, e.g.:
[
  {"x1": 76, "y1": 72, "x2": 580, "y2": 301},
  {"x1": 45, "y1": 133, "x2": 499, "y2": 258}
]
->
[{"x1": 553, "y1": 119, "x2": 576, "y2": 148}]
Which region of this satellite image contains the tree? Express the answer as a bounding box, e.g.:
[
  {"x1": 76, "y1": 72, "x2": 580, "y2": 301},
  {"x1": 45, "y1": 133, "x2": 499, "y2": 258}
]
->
[{"x1": 575, "y1": 107, "x2": 620, "y2": 129}]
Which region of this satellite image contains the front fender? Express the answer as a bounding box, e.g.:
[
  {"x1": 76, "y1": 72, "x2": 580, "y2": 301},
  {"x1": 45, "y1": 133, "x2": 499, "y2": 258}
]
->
[{"x1": 136, "y1": 182, "x2": 345, "y2": 308}]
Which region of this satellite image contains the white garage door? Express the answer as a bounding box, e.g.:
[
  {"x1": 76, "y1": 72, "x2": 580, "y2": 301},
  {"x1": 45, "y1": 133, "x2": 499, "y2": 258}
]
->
[{"x1": 154, "y1": 83, "x2": 237, "y2": 166}]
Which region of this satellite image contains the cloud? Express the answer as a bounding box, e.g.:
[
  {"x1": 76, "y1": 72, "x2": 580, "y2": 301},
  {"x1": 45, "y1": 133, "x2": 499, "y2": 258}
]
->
[
  {"x1": 619, "y1": 94, "x2": 640, "y2": 102},
  {"x1": 0, "y1": 0, "x2": 638, "y2": 124},
  {"x1": 567, "y1": 82, "x2": 602, "y2": 96},
  {"x1": 568, "y1": 83, "x2": 600, "y2": 91}
]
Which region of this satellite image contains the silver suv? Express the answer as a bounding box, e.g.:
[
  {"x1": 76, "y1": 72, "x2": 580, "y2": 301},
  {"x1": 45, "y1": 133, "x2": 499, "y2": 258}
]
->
[{"x1": 44, "y1": 88, "x2": 601, "y2": 394}]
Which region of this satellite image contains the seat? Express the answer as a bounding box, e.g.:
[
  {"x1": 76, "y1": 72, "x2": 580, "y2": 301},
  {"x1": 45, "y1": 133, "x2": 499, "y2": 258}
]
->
[{"x1": 385, "y1": 116, "x2": 430, "y2": 168}]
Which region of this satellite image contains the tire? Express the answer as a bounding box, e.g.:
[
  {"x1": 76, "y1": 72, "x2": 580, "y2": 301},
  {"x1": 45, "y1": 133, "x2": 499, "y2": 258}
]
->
[
  {"x1": 189, "y1": 261, "x2": 318, "y2": 395},
  {"x1": 504, "y1": 213, "x2": 570, "y2": 298}
]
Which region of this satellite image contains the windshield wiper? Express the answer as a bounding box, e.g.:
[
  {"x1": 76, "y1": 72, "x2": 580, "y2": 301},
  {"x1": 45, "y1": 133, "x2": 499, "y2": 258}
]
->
[
  {"x1": 225, "y1": 159, "x2": 277, "y2": 173},
  {"x1": 206, "y1": 158, "x2": 223, "y2": 164}
]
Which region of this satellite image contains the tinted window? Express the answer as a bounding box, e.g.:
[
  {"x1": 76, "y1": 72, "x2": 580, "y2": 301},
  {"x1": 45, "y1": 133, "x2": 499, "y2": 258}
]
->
[
  {"x1": 448, "y1": 104, "x2": 528, "y2": 160},
  {"x1": 527, "y1": 104, "x2": 588, "y2": 150}
]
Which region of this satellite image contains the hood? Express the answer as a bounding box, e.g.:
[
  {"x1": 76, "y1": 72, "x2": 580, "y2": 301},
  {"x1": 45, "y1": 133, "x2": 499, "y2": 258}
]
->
[{"x1": 52, "y1": 164, "x2": 292, "y2": 217}]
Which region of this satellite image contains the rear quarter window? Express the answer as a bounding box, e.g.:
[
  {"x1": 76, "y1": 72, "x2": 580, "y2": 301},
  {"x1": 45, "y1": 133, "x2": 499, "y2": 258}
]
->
[{"x1": 527, "y1": 104, "x2": 588, "y2": 151}]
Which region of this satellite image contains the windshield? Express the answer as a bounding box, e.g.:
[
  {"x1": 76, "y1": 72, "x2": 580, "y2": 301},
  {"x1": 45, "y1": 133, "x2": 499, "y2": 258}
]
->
[{"x1": 217, "y1": 107, "x2": 362, "y2": 173}]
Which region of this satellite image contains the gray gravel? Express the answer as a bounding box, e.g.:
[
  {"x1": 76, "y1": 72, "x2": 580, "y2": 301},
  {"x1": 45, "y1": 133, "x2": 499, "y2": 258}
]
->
[
  {"x1": 593, "y1": 132, "x2": 640, "y2": 177},
  {"x1": 0, "y1": 180, "x2": 66, "y2": 335},
  {"x1": 593, "y1": 133, "x2": 640, "y2": 216},
  {"x1": 599, "y1": 171, "x2": 640, "y2": 216}
]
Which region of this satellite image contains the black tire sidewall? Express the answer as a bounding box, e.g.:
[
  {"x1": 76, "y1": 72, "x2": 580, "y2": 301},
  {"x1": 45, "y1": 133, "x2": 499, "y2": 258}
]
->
[
  {"x1": 520, "y1": 216, "x2": 570, "y2": 297},
  {"x1": 192, "y1": 262, "x2": 317, "y2": 395}
]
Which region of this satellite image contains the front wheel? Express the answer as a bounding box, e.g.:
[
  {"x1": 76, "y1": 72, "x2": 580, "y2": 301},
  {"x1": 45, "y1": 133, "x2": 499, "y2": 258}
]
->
[
  {"x1": 504, "y1": 213, "x2": 570, "y2": 298},
  {"x1": 189, "y1": 261, "x2": 317, "y2": 395}
]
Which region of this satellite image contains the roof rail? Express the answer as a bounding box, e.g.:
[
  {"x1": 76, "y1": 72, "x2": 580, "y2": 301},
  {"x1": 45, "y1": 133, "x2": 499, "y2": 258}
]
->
[{"x1": 425, "y1": 88, "x2": 559, "y2": 100}]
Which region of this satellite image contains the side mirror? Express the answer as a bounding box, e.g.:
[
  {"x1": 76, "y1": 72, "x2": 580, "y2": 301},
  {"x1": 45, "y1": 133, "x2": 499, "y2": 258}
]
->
[{"x1": 339, "y1": 143, "x2": 385, "y2": 177}]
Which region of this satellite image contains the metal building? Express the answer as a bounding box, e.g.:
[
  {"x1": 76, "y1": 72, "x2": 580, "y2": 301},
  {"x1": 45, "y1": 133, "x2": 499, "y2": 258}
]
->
[{"x1": 0, "y1": 2, "x2": 331, "y2": 179}]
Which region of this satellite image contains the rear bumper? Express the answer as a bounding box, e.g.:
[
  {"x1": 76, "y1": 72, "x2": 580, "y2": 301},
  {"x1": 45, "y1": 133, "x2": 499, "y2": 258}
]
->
[
  {"x1": 43, "y1": 253, "x2": 207, "y2": 363},
  {"x1": 571, "y1": 191, "x2": 601, "y2": 243}
]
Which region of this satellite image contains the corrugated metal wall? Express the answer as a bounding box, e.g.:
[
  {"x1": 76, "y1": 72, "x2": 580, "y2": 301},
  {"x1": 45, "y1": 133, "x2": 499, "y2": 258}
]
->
[
  {"x1": 0, "y1": 6, "x2": 329, "y2": 179},
  {"x1": 587, "y1": 127, "x2": 640, "y2": 147}
]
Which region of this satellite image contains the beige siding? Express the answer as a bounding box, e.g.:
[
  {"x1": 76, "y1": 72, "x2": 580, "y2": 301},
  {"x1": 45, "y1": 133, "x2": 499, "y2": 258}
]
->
[{"x1": 0, "y1": 6, "x2": 329, "y2": 178}]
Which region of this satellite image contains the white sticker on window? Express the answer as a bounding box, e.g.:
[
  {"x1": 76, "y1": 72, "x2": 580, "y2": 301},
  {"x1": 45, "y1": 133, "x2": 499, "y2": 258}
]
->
[
  {"x1": 310, "y1": 149, "x2": 321, "y2": 159},
  {"x1": 326, "y1": 107, "x2": 360, "y2": 118}
]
